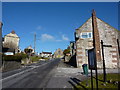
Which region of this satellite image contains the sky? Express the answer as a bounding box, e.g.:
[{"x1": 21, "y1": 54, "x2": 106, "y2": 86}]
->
[{"x1": 2, "y1": 2, "x2": 119, "y2": 53}]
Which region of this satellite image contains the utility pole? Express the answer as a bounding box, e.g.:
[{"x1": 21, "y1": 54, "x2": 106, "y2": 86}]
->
[{"x1": 34, "y1": 33, "x2": 36, "y2": 54}]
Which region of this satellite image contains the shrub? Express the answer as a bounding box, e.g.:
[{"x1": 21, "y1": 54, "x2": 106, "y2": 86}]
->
[
  {"x1": 3, "y1": 55, "x2": 22, "y2": 61},
  {"x1": 15, "y1": 53, "x2": 28, "y2": 59},
  {"x1": 3, "y1": 53, "x2": 28, "y2": 61}
]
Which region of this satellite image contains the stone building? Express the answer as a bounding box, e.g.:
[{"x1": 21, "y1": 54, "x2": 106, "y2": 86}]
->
[
  {"x1": 3, "y1": 30, "x2": 20, "y2": 53},
  {"x1": 75, "y1": 11, "x2": 120, "y2": 69},
  {"x1": 53, "y1": 48, "x2": 64, "y2": 58}
]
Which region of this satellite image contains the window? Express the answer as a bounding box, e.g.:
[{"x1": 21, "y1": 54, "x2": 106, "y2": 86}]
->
[
  {"x1": 88, "y1": 33, "x2": 92, "y2": 38},
  {"x1": 81, "y1": 33, "x2": 88, "y2": 38},
  {"x1": 81, "y1": 32, "x2": 92, "y2": 38}
]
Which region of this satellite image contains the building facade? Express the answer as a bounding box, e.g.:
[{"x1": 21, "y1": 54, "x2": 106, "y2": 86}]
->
[
  {"x1": 53, "y1": 48, "x2": 64, "y2": 58},
  {"x1": 3, "y1": 30, "x2": 20, "y2": 54},
  {"x1": 75, "y1": 16, "x2": 120, "y2": 68}
]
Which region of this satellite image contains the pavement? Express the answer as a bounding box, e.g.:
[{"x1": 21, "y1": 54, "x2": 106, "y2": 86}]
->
[
  {"x1": 46, "y1": 60, "x2": 119, "y2": 88},
  {"x1": 46, "y1": 60, "x2": 88, "y2": 88}
]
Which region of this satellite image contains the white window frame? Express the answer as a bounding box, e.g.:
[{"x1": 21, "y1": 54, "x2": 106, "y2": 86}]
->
[{"x1": 80, "y1": 32, "x2": 92, "y2": 38}]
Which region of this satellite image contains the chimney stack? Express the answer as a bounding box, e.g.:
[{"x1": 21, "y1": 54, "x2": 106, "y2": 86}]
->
[{"x1": 92, "y1": 9, "x2": 101, "y2": 62}]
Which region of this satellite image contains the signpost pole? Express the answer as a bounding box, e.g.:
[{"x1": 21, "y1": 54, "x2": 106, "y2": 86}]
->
[
  {"x1": 101, "y1": 40, "x2": 106, "y2": 82},
  {"x1": 91, "y1": 69, "x2": 93, "y2": 90},
  {"x1": 94, "y1": 54, "x2": 98, "y2": 89}
]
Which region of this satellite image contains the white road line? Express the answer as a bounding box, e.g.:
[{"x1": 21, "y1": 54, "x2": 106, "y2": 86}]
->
[
  {"x1": 64, "y1": 86, "x2": 67, "y2": 88},
  {"x1": 0, "y1": 67, "x2": 35, "y2": 81},
  {"x1": 0, "y1": 61, "x2": 51, "y2": 81}
]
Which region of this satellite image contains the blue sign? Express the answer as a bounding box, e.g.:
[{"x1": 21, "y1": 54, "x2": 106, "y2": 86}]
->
[{"x1": 88, "y1": 48, "x2": 96, "y2": 70}]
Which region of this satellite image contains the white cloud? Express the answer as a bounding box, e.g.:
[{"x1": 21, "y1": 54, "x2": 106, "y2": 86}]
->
[
  {"x1": 41, "y1": 34, "x2": 55, "y2": 41},
  {"x1": 62, "y1": 35, "x2": 69, "y2": 41},
  {"x1": 36, "y1": 26, "x2": 42, "y2": 30},
  {"x1": 40, "y1": 33, "x2": 69, "y2": 42}
]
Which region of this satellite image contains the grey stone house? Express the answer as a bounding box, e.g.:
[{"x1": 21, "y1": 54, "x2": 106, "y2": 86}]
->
[
  {"x1": 53, "y1": 48, "x2": 64, "y2": 58},
  {"x1": 75, "y1": 12, "x2": 120, "y2": 69}
]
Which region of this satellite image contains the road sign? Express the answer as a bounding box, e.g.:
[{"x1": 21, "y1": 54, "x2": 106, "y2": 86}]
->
[{"x1": 88, "y1": 48, "x2": 96, "y2": 70}]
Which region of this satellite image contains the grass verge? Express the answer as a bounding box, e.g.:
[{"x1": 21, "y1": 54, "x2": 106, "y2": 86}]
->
[{"x1": 76, "y1": 73, "x2": 119, "y2": 89}]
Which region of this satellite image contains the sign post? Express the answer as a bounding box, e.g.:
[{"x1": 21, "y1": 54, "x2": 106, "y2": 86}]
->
[
  {"x1": 101, "y1": 40, "x2": 112, "y2": 82},
  {"x1": 88, "y1": 48, "x2": 96, "y2": 90}
]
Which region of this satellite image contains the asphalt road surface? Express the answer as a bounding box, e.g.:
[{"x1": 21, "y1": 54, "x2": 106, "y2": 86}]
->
[{"x1": 1, "y1": 58, "x2": 61, "y2": 89}]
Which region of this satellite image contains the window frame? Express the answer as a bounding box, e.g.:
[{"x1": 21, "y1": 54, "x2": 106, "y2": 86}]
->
[{"x1": 80, "y1": 32, "x2": 92, "y2": 38}]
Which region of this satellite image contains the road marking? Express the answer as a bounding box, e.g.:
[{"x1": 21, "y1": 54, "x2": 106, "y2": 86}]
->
[
  {"x1": 0, "y1": 61, "x2": 51, "y2": 81},
  {"x1": 0, "y1": 67, "x2": 35, "y2": 81},
  {"x1": 64, "y1": 86, "x2": 67, "y2": 88}
]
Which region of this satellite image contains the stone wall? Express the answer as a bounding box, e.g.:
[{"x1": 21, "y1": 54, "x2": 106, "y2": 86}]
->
[
  {"x1": 97, "y1": 18, "x2": 119, "y2": 68},
  {"x1": 2, "y1": 60, "x2": 21, "y2": 72},
  {"x1": 76, "y1": 18, "x2": 93, "y2": 68}
]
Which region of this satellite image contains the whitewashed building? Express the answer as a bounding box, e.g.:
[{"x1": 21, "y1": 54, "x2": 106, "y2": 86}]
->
[{"x1": 3, "y1": 30, "x2": 20, "y2": 54}]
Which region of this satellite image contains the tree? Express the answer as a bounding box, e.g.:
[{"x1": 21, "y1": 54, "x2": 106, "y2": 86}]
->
[
  {"x1": 63, "y1": 48, "x2": 70, "y2": 56},
  {"x1": 24, "y1": 48, "x2": 33, "y2": 56}
]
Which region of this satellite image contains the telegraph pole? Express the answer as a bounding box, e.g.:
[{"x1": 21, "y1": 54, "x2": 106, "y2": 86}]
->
[{"x1": 34, "y1": 33, "x2": 36, "y2": 54}]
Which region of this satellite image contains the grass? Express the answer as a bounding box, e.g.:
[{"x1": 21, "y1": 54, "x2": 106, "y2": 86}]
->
[
  {"x1": 30, "y1": 56, "x2": 42, "y2": 62},
  {"x1": 21, "y1": 56, "x2": 50, "y2": 65},
  {"x1": 76, "y1": 73, "x2": 119, "y2": 89}
]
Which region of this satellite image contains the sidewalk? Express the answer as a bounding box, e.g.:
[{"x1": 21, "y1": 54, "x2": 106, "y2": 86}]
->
[
  {"x1": 46, "y1": 60, "x2": 119, "y2": 88},
  {"x1": 46, "y1": 60, "x2": 87, "y2": 88}
]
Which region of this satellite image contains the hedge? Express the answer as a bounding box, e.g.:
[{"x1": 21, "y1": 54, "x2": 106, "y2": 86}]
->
[{"x1": 3, "y1": 53, "x2": 28, "y2": 61}]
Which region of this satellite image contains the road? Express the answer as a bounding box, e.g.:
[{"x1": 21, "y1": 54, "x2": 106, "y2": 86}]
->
[{"x1": 1, "y1": 58, "x2": 61, "y2": 88}]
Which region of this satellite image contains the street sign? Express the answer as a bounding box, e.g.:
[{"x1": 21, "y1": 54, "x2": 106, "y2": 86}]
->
[{"x1": 88, "y1": 48, "x2": 96, "y2": 70}]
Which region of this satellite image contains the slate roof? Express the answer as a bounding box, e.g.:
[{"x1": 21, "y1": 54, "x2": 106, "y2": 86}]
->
[{"x1": 42, "y1": 52, "x2": 52, "y2": 54}]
